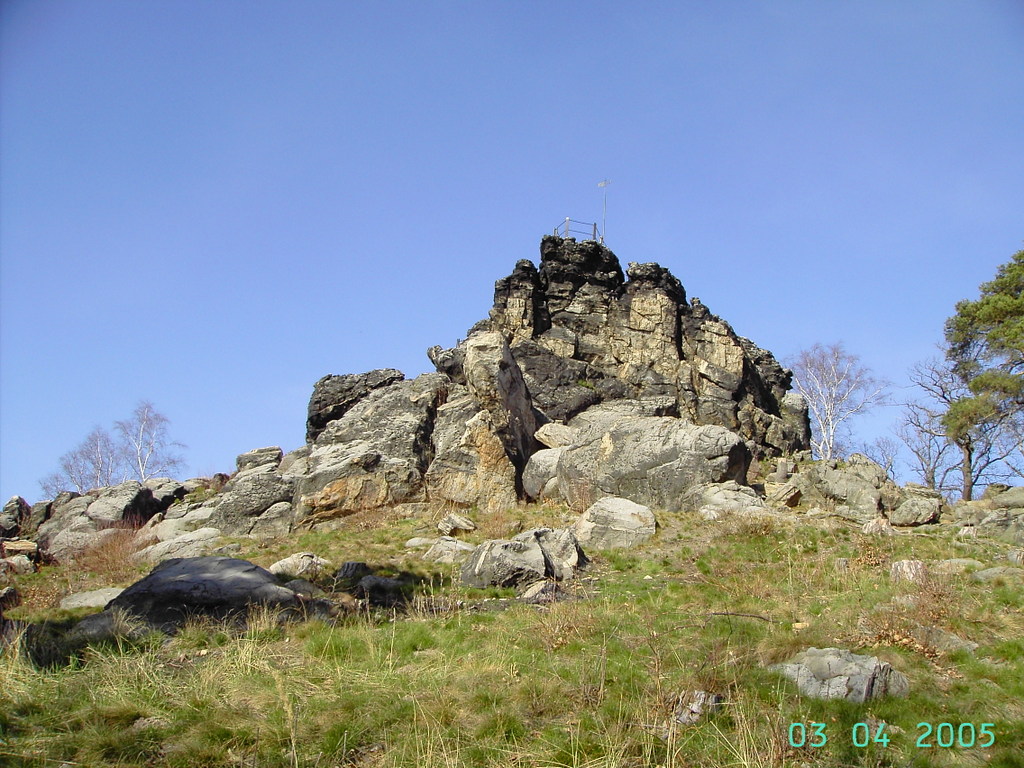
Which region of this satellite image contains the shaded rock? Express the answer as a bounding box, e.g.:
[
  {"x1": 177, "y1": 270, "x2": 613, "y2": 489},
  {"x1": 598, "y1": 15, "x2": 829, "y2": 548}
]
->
[
  {"x1": 331, "y1": 562, "x2": 374, "y2": 590},
  {"x1": 60, "y1": 587, "x2": 125, "y2": 611},
  {"x1": 523, "y1": 447, "x2": 563, "y2": 501},
  {"x1": 1008, "y1": 549, "x2": 1024, "y2": 565},
  {"x1": 1, "y1": 497, "x2": 30, "y2": 538},
  {"x1": 519, "y1": 579, "x2": 561, "y2": 604},
  {"x1": 306, "y1": 368, "x2": 405, "y2": 443},
  {"x1": 283, "y1": 578, "x2": 325, "y2": 599},
  {"x1": 769, "y1": 647, "x2": 909, "y2": 702},
  {"x1": 354, "y1": 575, "x2": 408, "y2": 606},
  {"x1": 268, "y1": 552, "x2": 333, "y2": 580},
  {"x1": 0, "y1": 585, "x2": 21, "y2": 612},
  {"x1": 462, "y1": 331, "x2": 539, "y2": 474},
  {"x1": 107, "y1": 556, "x2": 300, "y2": 629},
  {"x1": 573, "y1": 497, "x2": 656, "y2": 549}
]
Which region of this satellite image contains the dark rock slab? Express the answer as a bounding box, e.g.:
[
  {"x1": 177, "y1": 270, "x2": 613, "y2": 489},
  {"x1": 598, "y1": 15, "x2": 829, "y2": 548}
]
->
[{"x1": 107, "y1": 556, "x2": 300, "y2": 629}]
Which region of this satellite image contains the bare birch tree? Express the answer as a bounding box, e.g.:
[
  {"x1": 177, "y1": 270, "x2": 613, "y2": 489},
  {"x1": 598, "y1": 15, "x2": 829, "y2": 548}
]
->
[
  {"x1": 788, "y1": 342, "x2": 889, "y2": 460},
  {"x1": 39, "y1": 401, "x2": 186, "y2": 497},
  {"x1": 39, "y1": 427, "x2": 124, "y2": 498},
  {"x1": 114, "y1": 401, "x2": 186, "y2": 482}
]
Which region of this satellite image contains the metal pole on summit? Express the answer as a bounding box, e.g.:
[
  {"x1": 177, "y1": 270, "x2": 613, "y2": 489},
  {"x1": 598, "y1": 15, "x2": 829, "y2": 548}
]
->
[{"x1": 598, "y1": 179, "x2": 611, "y2": 243}]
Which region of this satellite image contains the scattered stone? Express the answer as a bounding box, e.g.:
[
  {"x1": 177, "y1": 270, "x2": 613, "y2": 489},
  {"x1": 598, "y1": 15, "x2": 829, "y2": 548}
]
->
[
  {"x1": 331, "y1": 562, "x2": 374, "y2": 590},
  {"x1": 404, "y1": 537, "x2": 437, "y2": 549},
  {"x1": 268, "y1": 552, "x2": 333, "y2": 580},
  {"x1": 769, "y1": 647, "x2": 909, "y2": 702},
  {"x1": 437, "y1": 513, "x2": 476, "y2": 536},
  {"x1": 461, "y1": 528, "x2": 585, "y2": 589},
  {"x1": 890, "y1": 560, "x2": 928, "y2": 583},
  {"x1": 573, "y1": 497, "x2": 657, "y2": 549},
  {"x1": 889, "y1": 485, "x2": 943, "y2": 526},
  {"x1": 1008, "y1": 549, "x2": 1024, "y2": 565},
  {"x1": 672, "y1": 690, "x2": 725, "y2": 725},
  {"x1": 930, "y1": 559, "x2": 984, "y2": 576},
  {"x1": 59, "y1": 587, "x2": 125, "y2": 611},
  {"x1": 534, "y1": 423, "x2": 578, "y2": 449},
  {"x1": 0, "y1": 539, "x2": 38, "y2": 558},
  {"x1": 766, "y1": 481, "x2": 802, "y2": 508},
  {"x1": 0, "y1": 555, "x2": 34, "y2": 575},
  {"x1": 908, "y1": 624, "x2": 978, "y2": 655},
  {"x1": 283, "y1": 578, "x2": 326, "y2": 598},
  {"x1": 423, "y1": 536, "x2": 476, "y2": 564},
  {"x1": 519, "y1": 580, "x2": 560, "y2": 604},
  {"x1": 862, "y1": 517, "x2": 896, "y2": 536},
  {"x1": 970, "y1": 566, "x2": 1024, "y2": 583}
]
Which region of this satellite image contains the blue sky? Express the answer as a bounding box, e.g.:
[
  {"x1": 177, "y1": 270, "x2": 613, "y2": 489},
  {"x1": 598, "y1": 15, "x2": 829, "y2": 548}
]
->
[{"x1": 2, "y1": 0, "x2": 1023, "y2": 503}]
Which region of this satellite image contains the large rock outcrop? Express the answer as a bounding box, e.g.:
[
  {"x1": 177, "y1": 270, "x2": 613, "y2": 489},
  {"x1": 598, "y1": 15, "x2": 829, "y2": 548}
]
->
[{"x1": 433, "y1": 236, "x2": 810, "y2": 458}]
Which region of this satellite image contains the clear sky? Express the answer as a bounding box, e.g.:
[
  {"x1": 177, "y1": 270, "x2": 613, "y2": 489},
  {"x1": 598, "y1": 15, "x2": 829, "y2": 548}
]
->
[{"x1": 2, "y1": 0, "x2": 1023, "y2": 503}]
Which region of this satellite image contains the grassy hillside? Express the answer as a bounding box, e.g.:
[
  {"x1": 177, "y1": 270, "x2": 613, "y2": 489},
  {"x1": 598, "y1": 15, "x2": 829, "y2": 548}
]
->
[{"x1": 1, "y1": 502, "x2": 1022, "y2": 767}]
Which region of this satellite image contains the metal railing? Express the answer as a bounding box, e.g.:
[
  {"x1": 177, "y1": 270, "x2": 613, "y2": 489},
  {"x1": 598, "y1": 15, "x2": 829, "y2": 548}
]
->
[{"x1": 552, "y1": 217, "x2": 603, "y2": 243}]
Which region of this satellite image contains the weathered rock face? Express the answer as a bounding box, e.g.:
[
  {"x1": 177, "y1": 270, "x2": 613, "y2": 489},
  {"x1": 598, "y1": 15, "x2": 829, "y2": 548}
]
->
[
  {"x1": 306, "y1": 369, "x2": 405, "y2": 443},
  {"x1": 556, "y1": 415, "x2": 749, "y2": 511},
  {"x1": 447, "y1": 236, "x2": 810, "y2": 457},
  {"x1": 1, "y1": 497, "x2": 30, "y2": 538},
  {"x1": 297, "y1": 374, "x2": 449, "y2": 524}
]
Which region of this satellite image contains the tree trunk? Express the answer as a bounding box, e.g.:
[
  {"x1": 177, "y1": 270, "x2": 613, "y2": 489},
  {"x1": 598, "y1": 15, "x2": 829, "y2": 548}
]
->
[{"x1": 959, "y1": 441, "x2": 974, "y2": 501}]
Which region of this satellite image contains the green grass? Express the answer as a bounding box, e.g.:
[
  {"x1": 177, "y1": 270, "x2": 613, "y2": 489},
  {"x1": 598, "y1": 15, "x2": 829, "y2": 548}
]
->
[{"x1": 1, "y1": 501, "x2": 1021, "y2": 767}]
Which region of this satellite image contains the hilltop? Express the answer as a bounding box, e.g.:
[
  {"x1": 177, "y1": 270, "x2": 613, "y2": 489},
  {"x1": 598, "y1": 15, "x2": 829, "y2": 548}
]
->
[{"x1": 1, "y1": 236, "x2": 1022, "y2": 767}]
